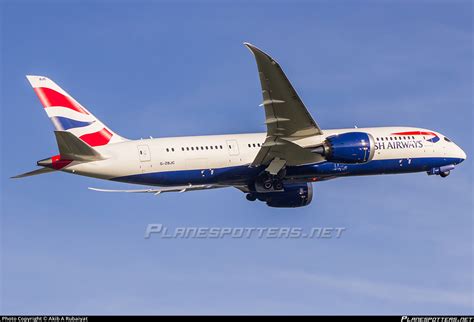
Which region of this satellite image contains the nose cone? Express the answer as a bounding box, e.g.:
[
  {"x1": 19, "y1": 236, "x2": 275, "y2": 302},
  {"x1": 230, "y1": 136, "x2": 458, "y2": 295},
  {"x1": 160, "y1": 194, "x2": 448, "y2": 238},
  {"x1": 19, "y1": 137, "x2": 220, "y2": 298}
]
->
[{"x1": 455, "y1": 145, "x2": 467, "y2": 164}]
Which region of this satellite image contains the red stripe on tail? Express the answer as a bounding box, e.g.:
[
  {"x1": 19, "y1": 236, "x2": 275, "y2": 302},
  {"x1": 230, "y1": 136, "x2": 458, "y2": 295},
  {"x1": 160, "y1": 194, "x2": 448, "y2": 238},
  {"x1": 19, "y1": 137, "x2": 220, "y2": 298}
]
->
[
  {"x1": 33, "y1": 87, "x2": 89, "y2": 114},
  {"x1": 51, "y1": 155, "x2": 73, "y2": 170},
  {"x1": 79, "y1": 128, "x2": 113, "y2": 147}
]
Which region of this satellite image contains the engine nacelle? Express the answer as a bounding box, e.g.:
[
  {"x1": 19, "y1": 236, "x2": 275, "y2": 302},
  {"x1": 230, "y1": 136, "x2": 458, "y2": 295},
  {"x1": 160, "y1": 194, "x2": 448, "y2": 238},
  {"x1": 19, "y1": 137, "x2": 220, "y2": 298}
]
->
[
  {"x1": 315, "y1": 132, "x2": 375, "y2": 164},
  {"x1": 251, "y1": 183, "x2": 313, "y2": 208}
]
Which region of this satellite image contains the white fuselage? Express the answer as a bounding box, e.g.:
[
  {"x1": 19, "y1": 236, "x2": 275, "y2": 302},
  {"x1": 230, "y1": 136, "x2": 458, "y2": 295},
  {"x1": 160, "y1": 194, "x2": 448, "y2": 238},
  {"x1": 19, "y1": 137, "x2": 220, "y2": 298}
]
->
[{"x1": 60, "y1": 126, "x2": 466, "y2": 186}]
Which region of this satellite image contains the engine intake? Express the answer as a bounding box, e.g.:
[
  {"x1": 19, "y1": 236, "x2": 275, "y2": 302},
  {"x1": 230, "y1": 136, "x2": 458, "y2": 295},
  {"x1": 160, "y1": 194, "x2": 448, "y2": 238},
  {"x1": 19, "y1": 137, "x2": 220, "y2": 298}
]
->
[{"x1": 314, "y1": 132, "x2": 375, "y2": 164}]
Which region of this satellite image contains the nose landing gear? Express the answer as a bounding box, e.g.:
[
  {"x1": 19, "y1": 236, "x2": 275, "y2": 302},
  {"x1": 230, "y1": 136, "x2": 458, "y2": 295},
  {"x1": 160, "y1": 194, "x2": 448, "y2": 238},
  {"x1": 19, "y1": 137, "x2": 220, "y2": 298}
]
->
[
  {"x1": 427, "y1": 165, "x2": 455, "y2": 178},
  {"x1": 440, "y1": 170, "x2": 450, "y2": 178}
]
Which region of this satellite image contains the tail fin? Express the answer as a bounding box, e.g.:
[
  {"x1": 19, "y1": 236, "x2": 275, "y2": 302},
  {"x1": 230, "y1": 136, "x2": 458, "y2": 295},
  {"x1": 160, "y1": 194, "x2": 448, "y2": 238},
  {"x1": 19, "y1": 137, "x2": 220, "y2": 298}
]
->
[{"x1": 26, "y1": 75, "x2": 127, "y2": 146}]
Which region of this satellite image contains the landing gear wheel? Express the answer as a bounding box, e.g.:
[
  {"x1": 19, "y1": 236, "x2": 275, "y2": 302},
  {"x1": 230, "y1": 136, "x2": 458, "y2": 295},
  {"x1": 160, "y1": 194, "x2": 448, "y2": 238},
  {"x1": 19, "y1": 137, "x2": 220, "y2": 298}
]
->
[
  {"x1": 246, "y1": 194, "x2": 257, "y2": 201},
  {"x1": 273, "y1": 180, "x2": 283, "y2": 190},
  {"x1": 263, "y1": 180, "x2": 273, "y2": 190},
  {"x1": 440, "y1": 171, "x2": 450, "y2": 178}
]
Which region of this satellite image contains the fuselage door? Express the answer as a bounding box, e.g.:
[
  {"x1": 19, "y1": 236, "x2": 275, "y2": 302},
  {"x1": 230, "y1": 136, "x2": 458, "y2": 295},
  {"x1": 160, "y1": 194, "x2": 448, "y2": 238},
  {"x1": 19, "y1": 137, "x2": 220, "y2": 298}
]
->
[
  {"x1": 226, "y1": 140, "x2": 240, "y2": 156},
  {"x1": 138, "y1": 145, "x2": 151, "y2": 162}
]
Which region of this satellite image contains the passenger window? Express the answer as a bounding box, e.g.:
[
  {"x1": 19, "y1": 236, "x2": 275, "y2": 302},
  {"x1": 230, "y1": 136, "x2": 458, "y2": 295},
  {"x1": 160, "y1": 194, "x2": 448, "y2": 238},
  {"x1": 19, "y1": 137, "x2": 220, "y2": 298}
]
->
[{"x1": 166, "y1": 148, "x2": 169, "y2": 152}]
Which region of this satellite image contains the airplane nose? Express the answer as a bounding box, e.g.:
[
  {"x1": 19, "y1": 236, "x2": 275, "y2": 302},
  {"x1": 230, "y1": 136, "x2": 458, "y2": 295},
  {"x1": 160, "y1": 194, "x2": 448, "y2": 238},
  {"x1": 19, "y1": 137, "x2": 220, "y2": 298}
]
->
[{"x1": 456, "y1": 145, "x2": 467, "y2": 163}]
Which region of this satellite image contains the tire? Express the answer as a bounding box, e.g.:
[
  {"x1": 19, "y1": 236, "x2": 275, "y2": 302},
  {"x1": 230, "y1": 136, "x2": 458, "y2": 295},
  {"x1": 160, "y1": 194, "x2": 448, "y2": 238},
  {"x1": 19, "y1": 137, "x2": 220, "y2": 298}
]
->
[
  {"x1": 440, "y1": 171, "x2": 450, "y2": 178},
  {"x1": 263, "y1": 180, "x2": 273, "y2": 190},
  {"x1": 274, "y1": 180, "x2": 283, "y2": 190},
  {"x1": 246, "y1": 194, "x2": 257, "y2": 201}
]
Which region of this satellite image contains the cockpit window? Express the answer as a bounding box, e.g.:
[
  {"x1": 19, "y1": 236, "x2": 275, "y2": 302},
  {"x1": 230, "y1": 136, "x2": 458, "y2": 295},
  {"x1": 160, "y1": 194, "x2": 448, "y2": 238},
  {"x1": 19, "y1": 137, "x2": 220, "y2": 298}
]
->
[{"x1": 444, "y1": 137, "x2": 452, "y2": 142}]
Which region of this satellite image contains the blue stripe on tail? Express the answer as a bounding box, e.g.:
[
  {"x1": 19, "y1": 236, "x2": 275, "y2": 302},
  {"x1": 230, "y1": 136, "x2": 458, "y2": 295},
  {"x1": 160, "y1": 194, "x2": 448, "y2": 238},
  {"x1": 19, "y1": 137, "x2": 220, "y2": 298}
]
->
[{"x1": 50, "y1": 116, "x2": 93, "y2": 130}]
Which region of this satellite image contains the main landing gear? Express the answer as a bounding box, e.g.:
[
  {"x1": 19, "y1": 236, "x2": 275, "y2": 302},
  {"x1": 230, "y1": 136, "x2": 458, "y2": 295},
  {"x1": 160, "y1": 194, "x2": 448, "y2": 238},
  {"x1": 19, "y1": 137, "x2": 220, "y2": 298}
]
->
[
  {"x1": 254, "y1": 168, "x2": 286, "y2": 192},
  {"x1": 262, "y1": 176, "x2": 284, "y2": 190},
  {"x1": 246, "y1": 193, "x2": 257, "y2": 201},
  {"x1": 246, "y1": 173, "x2": 285, "y2": 201}
]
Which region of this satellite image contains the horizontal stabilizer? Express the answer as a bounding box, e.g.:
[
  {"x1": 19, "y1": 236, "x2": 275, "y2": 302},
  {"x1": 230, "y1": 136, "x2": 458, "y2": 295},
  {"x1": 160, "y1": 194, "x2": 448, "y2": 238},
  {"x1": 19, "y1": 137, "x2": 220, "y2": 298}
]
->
[
  {"x1": 55, "y1": 131, "x2": 104, "y2": 161},
  {"x1": 11, "y1": 167, "x2": 55, "y2": 179}
]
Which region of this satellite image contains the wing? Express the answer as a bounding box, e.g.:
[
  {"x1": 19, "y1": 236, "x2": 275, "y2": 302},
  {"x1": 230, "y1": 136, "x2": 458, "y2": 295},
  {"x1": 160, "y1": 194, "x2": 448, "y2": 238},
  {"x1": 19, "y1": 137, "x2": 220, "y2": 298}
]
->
[
  {"x1": 244, "y1": 43, "x2": 324, "y2": 168},
  {"x1": 88, "y1": 184, "x2": 228, "y2": 195},
  {"x1": 253, "y1": 136, "x2": 322, "y2": 168},
  {"x1": 244, "y1": 42, "x2": 322, "y2": 139}
]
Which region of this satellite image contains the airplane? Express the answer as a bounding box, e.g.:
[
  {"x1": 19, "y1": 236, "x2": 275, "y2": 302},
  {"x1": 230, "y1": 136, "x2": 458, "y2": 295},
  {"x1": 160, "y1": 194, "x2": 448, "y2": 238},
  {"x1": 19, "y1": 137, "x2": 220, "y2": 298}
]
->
[{"x1": 13, "y1": 43, "x2": 467, "y2": 208}]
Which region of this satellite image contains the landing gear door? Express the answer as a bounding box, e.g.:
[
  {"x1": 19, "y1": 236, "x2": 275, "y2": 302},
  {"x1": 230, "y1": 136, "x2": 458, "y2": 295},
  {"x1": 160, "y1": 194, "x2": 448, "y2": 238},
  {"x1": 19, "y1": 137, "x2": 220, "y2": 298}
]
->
[{"x1": 138, "y1": 145, "x2": 151, "y2": 162}]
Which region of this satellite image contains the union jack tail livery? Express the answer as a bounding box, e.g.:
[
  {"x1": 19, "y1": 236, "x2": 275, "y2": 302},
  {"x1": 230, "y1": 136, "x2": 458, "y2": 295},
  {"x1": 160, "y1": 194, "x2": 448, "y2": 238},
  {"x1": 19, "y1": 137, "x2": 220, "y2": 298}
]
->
[{"x1": 26, "y1": 75, "x2": 127, "y2": 147}]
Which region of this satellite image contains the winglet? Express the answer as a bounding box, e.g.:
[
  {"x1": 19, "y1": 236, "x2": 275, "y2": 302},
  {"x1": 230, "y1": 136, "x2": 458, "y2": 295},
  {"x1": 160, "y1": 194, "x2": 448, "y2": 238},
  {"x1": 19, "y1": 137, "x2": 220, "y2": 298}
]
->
[{"x1": 243, "y1": 42, "x2": 278, "y2": 64}]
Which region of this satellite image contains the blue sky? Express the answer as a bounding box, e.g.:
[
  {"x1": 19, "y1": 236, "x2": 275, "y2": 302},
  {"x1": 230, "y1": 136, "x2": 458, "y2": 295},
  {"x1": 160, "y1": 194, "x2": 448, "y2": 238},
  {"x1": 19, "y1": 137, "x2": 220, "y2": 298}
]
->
[{"x1": 1, "y1": 0, "x2": 472, "y2": 315}]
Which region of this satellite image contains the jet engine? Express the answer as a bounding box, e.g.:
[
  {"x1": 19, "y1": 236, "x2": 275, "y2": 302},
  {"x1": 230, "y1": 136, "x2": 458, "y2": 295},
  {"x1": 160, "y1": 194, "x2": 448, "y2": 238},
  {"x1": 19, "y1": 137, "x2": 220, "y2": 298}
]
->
[{"x1": 312, "y1": 132, "x2": 375, "y2": 164}]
